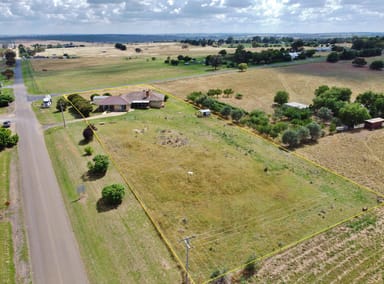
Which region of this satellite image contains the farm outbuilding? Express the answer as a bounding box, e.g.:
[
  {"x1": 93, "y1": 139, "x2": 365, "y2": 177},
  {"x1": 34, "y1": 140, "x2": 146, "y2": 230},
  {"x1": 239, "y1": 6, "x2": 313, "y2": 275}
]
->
[
  {"x1": 364, "y1": 117, "x2": 384, "y2": 130},
  {"x1": 197, "y1": 109, "x2": 211, "y2": 117},
  {"x1": 284, "y1": 102, "x2": 309, "y2": 109}
]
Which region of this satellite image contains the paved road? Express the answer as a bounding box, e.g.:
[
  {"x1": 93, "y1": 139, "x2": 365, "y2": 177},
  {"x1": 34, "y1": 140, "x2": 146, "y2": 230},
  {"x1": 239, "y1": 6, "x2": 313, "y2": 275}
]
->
[{"x1": 13, "y1": 59, "x2": 89, "y2": 284}]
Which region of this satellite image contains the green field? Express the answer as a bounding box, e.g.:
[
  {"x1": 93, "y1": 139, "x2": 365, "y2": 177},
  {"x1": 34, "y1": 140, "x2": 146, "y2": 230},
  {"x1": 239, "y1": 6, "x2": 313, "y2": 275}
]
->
[
  {"x1": 44, "y1": 95, "x2": 377, "y2": 282},
  {"x1": 24, "y1": 56, "x2": 210, "y2": 94}
]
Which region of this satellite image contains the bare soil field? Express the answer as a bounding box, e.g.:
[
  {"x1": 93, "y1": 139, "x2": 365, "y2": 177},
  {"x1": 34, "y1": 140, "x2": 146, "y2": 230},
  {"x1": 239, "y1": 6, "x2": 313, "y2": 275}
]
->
[{"x1": 154, "y1": 58, "x2": 384, "y2": 114}]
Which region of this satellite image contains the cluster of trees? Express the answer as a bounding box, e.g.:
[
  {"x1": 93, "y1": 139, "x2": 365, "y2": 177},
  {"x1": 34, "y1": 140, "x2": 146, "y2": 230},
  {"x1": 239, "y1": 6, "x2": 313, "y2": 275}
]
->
[
  {"x1": 204, "y1": 45, "x2": 316, "y2": 70},
  {"x1": 164, "y1": 55, "x2": 196, "y2": 66},
  {"x1": 0, "y1": 128, "x2": 18, "y2": 150},
  {"x1": 114, "y1": 43, "x2": 127, "y2": 51},
  {"x1": 355, "y1": 91, "x2": 384, "y2": 117},
  {"x1": 67, "y1": 94, "x2": 93, "y2": 117},
  {"x1": 18, "y1": 44, "x2": 43, "y2": 57}
]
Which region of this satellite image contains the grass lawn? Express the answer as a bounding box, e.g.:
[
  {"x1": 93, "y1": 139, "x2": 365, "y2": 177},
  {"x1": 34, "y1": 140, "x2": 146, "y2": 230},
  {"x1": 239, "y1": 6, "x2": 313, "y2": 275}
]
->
[
  {"x1": 45, "y1": 124, "x2": 182, "y2": 284},
  {"x1": 44, "y1": 94, "x2": 378, "y2": 282},
  {"x1": 24, "y1": 56, "x2": 211, "y2": 94}
]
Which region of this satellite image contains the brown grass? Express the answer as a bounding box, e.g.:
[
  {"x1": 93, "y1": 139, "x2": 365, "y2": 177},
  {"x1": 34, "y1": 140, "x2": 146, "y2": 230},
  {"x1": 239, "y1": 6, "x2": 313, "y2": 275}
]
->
[{"x1": 154, "y1": 58, "x2": 384, "y2": 114}]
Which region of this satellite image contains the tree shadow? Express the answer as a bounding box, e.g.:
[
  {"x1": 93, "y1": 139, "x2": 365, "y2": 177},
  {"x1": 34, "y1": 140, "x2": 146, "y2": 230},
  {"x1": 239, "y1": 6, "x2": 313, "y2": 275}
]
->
[
  {"x1": 78, "y1": 139, "x2": 91, "y2": 146},
  {"x1": 96, "y1": 197, "x2": 119, "y2": 213},
  {"x1": 81, "y1": 171, "x2": 106, "y2": 182}
]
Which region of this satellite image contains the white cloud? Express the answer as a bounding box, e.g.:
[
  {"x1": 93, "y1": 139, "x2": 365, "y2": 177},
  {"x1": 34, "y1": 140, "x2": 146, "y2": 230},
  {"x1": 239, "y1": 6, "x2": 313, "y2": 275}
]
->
[{"x1": 0, "y1": 0, "x2": 383, "y2": 34}]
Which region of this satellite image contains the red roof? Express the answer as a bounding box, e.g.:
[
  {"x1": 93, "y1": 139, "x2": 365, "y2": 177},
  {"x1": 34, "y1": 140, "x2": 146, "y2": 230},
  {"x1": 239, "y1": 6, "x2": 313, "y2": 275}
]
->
[{"x1": 95, "y1": 96, "x2": 129, "y2": 106}]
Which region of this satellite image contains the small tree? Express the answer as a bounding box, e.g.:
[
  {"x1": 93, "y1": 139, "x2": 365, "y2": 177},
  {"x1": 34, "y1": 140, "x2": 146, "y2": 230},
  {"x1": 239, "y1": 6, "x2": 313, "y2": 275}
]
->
[
  {"x1": 83, "y1": 126, "x2": 94, "y2": 142},
  {"x1": 297, "y1": 126, "x2": 310, "y2": 143},
  {"x1": 282, "y1": 129, "x2": 299, "y2": 148},
  {"x1": 102, "y1": 184, "x2": 125, "y2": 205},
  {"x1": 88, "y1": 154, "x2": 109, "y2": 175},
  {"x1": 223, "y1": 88, "x2": 234, "y2": 98},
  {"x1": 0, "y1": 94, "x2": 15, "y2": 107},
  {"x1": 306, "y1": 122, "x2": 322, "y2": 141},
  {"x1": 0, "y1": 128, "x2": 18, "y2": 150},
  {"x1": 235, "y1": 93, "x2": 243, "y2": 100},
  {"x1": 274, "y1": 91, "x2": 289, "y2": 106},
  {"x1": 369, "y1": 60, "x2": 384, "y2": 70},
  {"x1": 2, "y1": 69, "x2": 14, "y2": 80},
  {"x1": 352, "y1": 57, "x2": 367, "y2": 67},
  {"x1": 238, "y1": 63, "x2": 248, "y2": 72},
  {"x1": 327, "y1": 52, "x2": 339, "y2": 63},
  {"x1": 339, "y1": 103, "x2": 371, "y2": 128},
  {"x1": 242, "y1": 254, "x2": 257, "y2": 278},
  {"x1": 220, "y1": 106, "x2": 232, "y2": 118},
  {"x1": 56, "y1": 97, "x2": 68, "y2": 112},
  {"x1": 231, "y1": 109, "x2": 244, "y2": 122},
  {"x1": 317, "y1": 106, "x2": 333, "y2": 121}
]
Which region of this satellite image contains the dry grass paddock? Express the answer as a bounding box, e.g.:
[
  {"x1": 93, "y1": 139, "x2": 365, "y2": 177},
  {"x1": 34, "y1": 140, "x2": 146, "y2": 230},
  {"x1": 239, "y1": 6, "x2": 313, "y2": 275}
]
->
[{"x1": 154, "y1": 58, "x2": 384, "y2": 114}]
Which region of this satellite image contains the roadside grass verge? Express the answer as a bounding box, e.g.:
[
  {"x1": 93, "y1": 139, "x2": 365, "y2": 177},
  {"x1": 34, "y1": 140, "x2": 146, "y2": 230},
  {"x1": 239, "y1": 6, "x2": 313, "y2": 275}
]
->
[
  {"x1": 0, "y1": 150, "x2": 11, "y2": 209},
  {"x1": 21, "y1": 60, "x2": 41, "y2": 94},
  {"x1": 44, "y1": 123, "x2": 182, "y2": 284},
  {"x1": 0, "y1": 150, "x2": 15, "y2": 284},
  {"x1": 0, "y1": 222, "x2": 15, "y2": 284},
  {"x1": 54, "y1": 96, "x2": 377, "y2": 282}
]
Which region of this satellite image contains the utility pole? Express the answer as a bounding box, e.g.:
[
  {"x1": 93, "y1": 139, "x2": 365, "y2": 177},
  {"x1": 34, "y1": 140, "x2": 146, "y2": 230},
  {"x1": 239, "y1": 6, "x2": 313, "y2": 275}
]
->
[
  {"x1": 181, "y1": 236, "x2": 195, "y2": 284},
  {"x1": 60, "y1": 101, "x2": 66, "y2": 128}
]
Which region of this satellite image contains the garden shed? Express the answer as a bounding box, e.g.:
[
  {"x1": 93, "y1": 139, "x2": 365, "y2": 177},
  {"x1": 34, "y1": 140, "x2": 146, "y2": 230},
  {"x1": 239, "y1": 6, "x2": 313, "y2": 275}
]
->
[
  {"x1": 197, "y1": 109, "x2": 211, "y2": 117},
  {"x1": 364, "y1": 117, "x2": 384, "y2": 130},
  {"x1": 284, "y1": 102, "x2": 309, "y2": 109}
]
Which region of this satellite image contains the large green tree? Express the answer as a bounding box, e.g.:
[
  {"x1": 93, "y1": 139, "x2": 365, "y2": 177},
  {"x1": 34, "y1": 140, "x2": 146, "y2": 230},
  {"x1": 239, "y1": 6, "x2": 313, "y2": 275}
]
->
[
  {"x1": 339, "y1": 103, "x2": 371, "y2": 128},
  {"x1": 102, "y1": 184, "x2": 125, "y2": 205},
  {"x1": 274, "y1": 91, "x2": 289, "y2": 106}
]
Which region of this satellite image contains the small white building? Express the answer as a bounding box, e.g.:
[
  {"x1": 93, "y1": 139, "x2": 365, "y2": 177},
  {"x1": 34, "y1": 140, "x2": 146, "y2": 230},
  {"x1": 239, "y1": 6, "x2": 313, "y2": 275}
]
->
[
  {"x1": 284, "y1": 102, "x2": 309, "y2": 110},
  {"x1": 197, "y1": 109, "x2": 211, "y2": 117}
]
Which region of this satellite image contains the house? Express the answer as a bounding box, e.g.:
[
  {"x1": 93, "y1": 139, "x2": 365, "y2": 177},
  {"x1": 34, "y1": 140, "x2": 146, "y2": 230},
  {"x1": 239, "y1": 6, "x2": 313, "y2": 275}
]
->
[
  {"x1": 364, "y1": 117, "x2": 384, "y2": 130},
  {"x1": 121, "y1": 90, "x2": 165, "y2": 109},
  {"x1": 95, "y1": 96, "x2": 129, "y2": 112},
  {"x1": 284, "y1": 102, "x2": 309, "y2": 110},
  {"x1": 95, "y1": 89, "x2": 165, "y2": 112}
]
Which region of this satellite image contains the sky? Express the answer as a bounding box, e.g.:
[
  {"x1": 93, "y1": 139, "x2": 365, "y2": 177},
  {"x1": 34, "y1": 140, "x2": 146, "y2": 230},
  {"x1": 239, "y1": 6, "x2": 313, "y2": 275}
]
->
[{"x1": 0, "y1": 0, "x2": 383, "y2": 35}]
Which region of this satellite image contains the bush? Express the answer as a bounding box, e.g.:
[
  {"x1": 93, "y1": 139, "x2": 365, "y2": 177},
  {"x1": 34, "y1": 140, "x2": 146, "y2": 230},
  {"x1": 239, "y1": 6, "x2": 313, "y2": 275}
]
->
[
  {"x1": 0, "y1": 94, "x2": 14, "y2": 107},
  {"x1": 243, "y1": 254, "x2": 257, "y2": 278},
  {"x1": 83, "y1": 126, "x2": 94, "y2": 142},
  {"x1": 282, "y1": 129, "x2": 299, "y2": 147},
  {"x1": 102, "y1": 184, "x2": 125, "y2": 205},
  {"x1": 56, "y1": 97, "x2": 68, "y2": 111},
  {"x1": 369, "y1": 60, "x2": 384, "y2": 70},
  {"x1": 235, "y1": 93, "x2": 243, "y2": 100},
  {"x1": 90, "y1": 93, "x2": 99, "y2": 101},
  {"x1": 327, "y1": 52, "x2": 339, "y2": 63},
  {"x1": 0, "y1": 128, "x2": 18, "y2": 150},
  {"x1": 88, "y1": 154, "x2": 109, "y2": 175},
  {"x1": 84, "y1": 146, "x2": 93, "y2": 156}
]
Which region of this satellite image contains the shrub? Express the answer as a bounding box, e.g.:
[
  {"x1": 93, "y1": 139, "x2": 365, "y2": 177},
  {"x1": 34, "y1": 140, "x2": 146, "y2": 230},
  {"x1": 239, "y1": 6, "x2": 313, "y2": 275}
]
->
[
  {"x1": 88, "y1": 154, "x2": 109, "y2": 175},
  {"x1": 235, "y1": 93, "x2": 243, "y2": 100},
  {"x1": 0, "y1": 128, "x2": 18, "y2": 150},
  {"x1": 84, "y1": 146, "x2": 93, "y2": 156},
  {"x1": 369, "y1": 60, "x2": 384, "y2": 70},
  {"x1": 90, "y1": 93, "x2": 99, "y2": 101},
  {"x1": 326, "y1": 52, "x2": 339, "y2": 63},
  {"x1": 83, "y1": 126, "x2": 94, "y2": 142},
  {"x1": 243, "y1": 254, "x2": 257, "y2": 278},
  {"x1": 282, "y1": 129, "x2": 299, "y2": 147},
  {"x1": 56, "y1": 96, "x2": 68, "y2": 111},
  {"x1": 102, "y1": 184, "x2": 125, "y2": 205},
  {"x1": 0, "y1": 94, "x2": 14, "y2": 107}
]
